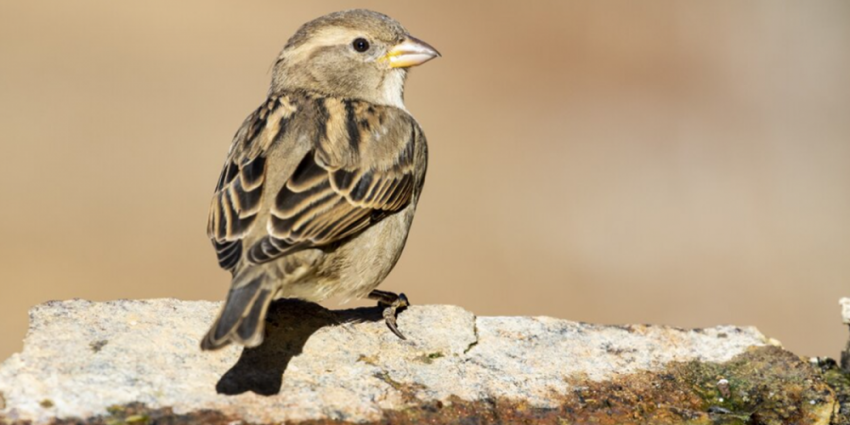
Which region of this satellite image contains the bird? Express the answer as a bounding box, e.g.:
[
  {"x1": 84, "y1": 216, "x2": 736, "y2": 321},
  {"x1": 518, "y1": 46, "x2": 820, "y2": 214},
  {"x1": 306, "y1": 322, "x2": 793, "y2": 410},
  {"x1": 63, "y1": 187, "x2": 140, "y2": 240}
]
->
[{"x1": 201, "y1": 9, "x2": 440, "y2": 350}]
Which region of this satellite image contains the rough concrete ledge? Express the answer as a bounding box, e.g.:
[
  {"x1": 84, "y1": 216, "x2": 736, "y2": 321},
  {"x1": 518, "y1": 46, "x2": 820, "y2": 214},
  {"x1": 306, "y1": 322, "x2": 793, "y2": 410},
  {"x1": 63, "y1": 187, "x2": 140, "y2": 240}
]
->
[{"x1": 0, "y1": 299, "x2": 848, "y2": 424}]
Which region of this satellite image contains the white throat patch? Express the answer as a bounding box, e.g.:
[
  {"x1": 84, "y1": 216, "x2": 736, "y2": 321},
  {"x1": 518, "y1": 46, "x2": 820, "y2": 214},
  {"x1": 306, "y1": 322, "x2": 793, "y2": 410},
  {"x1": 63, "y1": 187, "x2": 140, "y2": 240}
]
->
[{"x1": 376, "y1": 69, "x2": 407, "y2": 110}]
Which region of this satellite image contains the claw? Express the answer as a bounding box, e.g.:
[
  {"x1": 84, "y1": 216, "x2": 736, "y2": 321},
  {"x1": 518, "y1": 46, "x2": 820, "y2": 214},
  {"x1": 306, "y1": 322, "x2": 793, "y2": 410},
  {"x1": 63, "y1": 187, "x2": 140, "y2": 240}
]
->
[
  {"x1": 384, "y1": 306, "x2": 407, "y2": 340},
  {"x1": 368, "y1": 290, "x2": 410, "y2": 340}
]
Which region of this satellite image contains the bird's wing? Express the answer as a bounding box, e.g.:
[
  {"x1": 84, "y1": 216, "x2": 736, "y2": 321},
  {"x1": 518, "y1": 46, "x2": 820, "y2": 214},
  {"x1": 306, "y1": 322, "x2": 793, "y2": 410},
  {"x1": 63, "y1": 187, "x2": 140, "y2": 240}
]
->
[
  {"x1": 246, "y1": 96, "x2": 423, "y2": 264},
  {"x1": 206, "y1": 96, "x2": 297, "y2": 272}
]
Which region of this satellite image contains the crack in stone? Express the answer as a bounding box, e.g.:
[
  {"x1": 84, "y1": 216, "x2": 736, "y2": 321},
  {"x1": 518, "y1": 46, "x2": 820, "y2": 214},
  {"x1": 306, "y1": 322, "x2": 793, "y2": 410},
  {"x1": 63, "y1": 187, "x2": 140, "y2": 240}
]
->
[{"x1": 464, "y1": 316, "x2": 480, "y2": 355}]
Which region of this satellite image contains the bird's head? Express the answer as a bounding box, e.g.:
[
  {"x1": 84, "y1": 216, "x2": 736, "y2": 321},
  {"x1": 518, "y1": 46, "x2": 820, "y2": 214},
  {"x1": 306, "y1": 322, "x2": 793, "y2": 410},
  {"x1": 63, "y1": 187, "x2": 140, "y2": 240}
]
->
[{"x1": 271, "y1": 9, "x2": 440, "y2": 108}]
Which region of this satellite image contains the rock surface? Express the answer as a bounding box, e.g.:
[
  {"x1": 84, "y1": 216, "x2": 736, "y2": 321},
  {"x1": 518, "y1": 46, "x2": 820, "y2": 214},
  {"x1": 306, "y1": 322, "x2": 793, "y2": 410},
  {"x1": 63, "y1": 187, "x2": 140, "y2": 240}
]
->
[{"x1": 0, "y1": 299, "x2": 846, "y2": 424}]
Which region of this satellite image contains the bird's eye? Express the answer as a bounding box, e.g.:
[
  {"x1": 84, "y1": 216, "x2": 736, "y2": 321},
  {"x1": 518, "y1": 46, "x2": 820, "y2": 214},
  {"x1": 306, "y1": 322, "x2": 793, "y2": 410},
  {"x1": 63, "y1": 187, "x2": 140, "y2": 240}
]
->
[{"x1": 352, "y1": 38, "x2": 370, "y2": 53}]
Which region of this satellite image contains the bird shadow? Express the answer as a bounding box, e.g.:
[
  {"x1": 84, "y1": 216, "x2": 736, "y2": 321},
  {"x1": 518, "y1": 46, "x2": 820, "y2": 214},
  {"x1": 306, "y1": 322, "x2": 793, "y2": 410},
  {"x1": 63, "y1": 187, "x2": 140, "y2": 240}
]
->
[{"x1": 215, "y1": 298, "x2": 386, "y2": 396}]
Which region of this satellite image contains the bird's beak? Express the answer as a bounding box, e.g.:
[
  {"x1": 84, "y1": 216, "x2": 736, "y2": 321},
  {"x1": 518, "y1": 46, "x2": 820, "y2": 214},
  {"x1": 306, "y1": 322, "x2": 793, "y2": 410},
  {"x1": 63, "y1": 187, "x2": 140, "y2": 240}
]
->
[{"x1": 383, "y1": 36, "x2": 441, "y2": 68}]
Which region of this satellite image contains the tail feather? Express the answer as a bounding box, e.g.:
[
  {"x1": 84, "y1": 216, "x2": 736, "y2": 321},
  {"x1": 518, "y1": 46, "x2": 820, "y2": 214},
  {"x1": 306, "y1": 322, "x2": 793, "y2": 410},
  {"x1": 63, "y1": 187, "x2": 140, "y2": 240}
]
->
[
  {"x1": 201, "y1": 273, "x2": 274, "y2": 350},
  {"x1": 236, "y1": 288, "x2": 272, "y2": 341}
]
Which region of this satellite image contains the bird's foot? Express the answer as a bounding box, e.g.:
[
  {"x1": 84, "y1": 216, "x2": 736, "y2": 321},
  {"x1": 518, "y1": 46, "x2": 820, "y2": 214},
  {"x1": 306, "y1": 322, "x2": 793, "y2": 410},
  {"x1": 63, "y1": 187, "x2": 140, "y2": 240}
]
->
[{"x1": 367, "y1": 289, "x2": 409, "y2": 340}]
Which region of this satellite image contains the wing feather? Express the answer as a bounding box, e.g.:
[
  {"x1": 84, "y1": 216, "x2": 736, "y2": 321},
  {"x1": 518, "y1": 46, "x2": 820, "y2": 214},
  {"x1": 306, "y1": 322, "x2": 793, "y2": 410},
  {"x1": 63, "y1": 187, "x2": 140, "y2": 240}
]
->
[
  {"x1": 246, "y1": 96, "x2": 423, "y2": 264},
  {"x1": 206, "y1": 95, "x2": 297, "y2": 271}
]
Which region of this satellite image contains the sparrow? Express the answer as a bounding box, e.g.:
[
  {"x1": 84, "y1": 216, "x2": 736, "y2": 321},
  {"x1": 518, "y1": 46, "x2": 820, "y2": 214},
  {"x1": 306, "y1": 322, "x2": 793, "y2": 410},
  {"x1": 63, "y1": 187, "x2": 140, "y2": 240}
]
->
[{"x1": 201, "y1": 9, "x2": 439, "y2": 350}]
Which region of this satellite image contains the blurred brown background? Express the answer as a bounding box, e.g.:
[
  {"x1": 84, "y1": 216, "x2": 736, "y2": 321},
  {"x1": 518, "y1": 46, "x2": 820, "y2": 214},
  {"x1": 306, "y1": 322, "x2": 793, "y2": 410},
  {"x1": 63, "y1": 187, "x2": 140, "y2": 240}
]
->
[{"x1": 1, "y1": 1, "x2": 849, "y2": 361}]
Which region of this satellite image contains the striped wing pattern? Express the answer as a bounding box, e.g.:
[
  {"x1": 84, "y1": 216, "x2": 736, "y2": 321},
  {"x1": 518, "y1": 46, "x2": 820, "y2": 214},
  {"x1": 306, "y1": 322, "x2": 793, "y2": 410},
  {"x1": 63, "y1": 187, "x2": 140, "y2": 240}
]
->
[
  {"x1": 248, "y1": 97, "x2": 419, "y2": 263},
  {"x1": 207, "y1": 93, "x2": 421, "y2": 270},
  {"x1": 207, "y1": 96, "x2": 295, "y2": 271}
]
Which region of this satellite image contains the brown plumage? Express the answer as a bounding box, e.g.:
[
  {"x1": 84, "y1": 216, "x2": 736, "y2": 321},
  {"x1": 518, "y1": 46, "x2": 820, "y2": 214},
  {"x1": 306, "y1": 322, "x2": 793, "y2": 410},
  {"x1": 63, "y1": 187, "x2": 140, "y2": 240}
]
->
[{"x1": 201, "y1": 9, "x2": 439, "y2": 350}]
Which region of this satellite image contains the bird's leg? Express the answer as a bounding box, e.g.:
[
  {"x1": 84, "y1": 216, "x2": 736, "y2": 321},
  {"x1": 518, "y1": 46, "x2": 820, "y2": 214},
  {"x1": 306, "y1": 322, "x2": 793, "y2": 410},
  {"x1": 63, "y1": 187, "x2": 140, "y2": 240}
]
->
[{"x1": 367, "y1": 289, "x2": 410, "y2": 340}]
